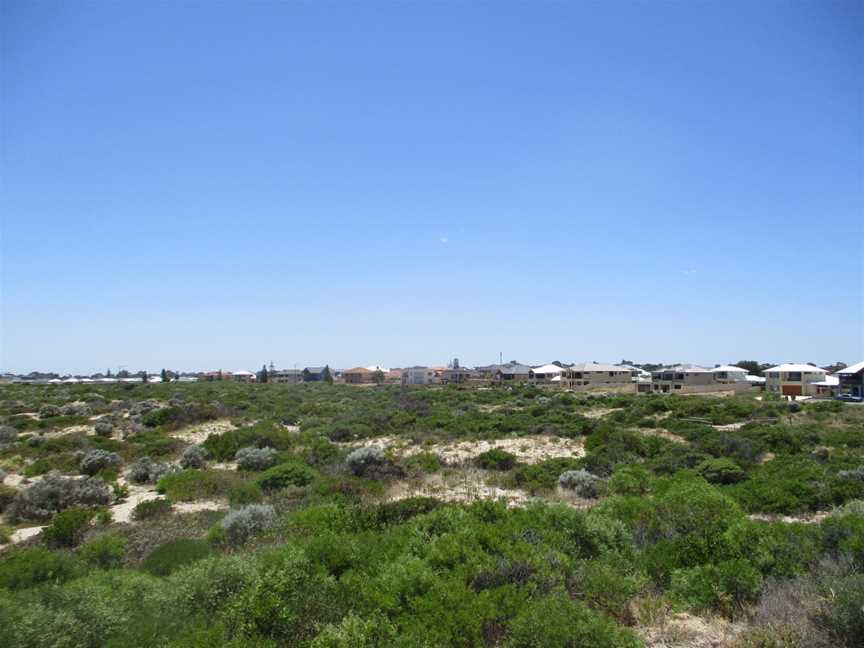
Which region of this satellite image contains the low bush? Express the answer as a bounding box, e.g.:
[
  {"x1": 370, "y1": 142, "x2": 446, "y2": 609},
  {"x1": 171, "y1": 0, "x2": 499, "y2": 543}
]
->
[
  {"x1": 210, "y1": 504, "x2": 275, "y2": 546},
  {"x1": 127, "y1": 456, "x2": 179, "y2": 484},
  {"x1": 475, "y1": 448, "x2": 517, "y2": 470},
  {"x1": 93, "y1": 420, "x2": 114, "y2": 437},
  {"x1": 697, "y1": 458, "x2": 747, "y2": 485},
  {"x1": 608, "y1": 465, "x2": 654, "y2": 496},
  {"x1": 41, "y1": 507, "x2": 96, "y2": 547},
  {"x1": 0, "y1": 426, "x2": 18, "y2": 445},
  {"x1": 79, "y1": 449, "x2": 122, "y2": 476},
  {"x1": 156, "y1": 469, "x2": 246, "y2": 502},
  {"x1": 405, "y1": 451, "x2": 442, "y2": 473},
  {"x1": 142, "y1": 538, "x2": 211, "y2": 576},
  {"x1": 227, "y1": 481, "x2": 264, "y2": 505},
  {"x1": 79, "y1": 533, "x2": 127, "y2": 568},
  {"x1": 202, "y1": 421, "x2": 295, "y2": 460},
  {"x1": 0, "y1": 485, "x2": 16, "y2": 513},
  {"x1": 38, "y1": 404, "x2": 61, "y2": 418},
  {"x1": 558, "y1": 469, "x2": 600, "y2": 498},
  {"x1": 179, "y1": 444, "x2": 209, "y2": 469},
  {"x1": 514, "y1": 457, "x2": 583, "y2": 491},
  {"x1": 255, "y1": 462, "x2": 316, "y2": 491},
  {"x1": 235, "y1": 446, "x2": 279, "y2": 471},
  {"x1": 346, "y1": 446, "x2": 401, "y2": 479},
  {"x1": 670, "y1": 559, "x2": 762, "y2": 617},
  {"x1": 132, "y1": 498, "x2": 173, "y2": 520},
  {"x1": 0, "y1": 547, "x2": 81, "y2": 590},
  {"x1": 9, "y1": 472, "x2": 112, "y2": 521}
]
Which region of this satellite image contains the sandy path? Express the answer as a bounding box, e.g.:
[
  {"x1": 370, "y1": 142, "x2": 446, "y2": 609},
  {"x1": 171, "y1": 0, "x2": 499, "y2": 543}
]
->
[{"x1": 171, "y1": 419, "x2": 236, "y2": 444}]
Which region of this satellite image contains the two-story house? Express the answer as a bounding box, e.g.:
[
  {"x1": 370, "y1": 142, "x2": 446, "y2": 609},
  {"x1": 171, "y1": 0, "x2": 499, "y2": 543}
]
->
[
  {"x1": 837, "y1": 361, "x2": 864, "y2": 399},
  {"x1": 763, "y1": 364, "x2": 828, "y2": 397}
]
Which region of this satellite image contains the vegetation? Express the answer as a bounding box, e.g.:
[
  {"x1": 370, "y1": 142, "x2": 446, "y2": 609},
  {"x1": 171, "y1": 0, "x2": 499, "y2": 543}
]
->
[{"x1": 0, "y1": 382, "x2": 862, "y2": 647}]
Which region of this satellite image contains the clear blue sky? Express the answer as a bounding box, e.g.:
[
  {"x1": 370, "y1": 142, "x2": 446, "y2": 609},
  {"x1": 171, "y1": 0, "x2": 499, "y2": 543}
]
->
[{"x1": 2, "y1": 1, "x2": 862, "y2": 374}]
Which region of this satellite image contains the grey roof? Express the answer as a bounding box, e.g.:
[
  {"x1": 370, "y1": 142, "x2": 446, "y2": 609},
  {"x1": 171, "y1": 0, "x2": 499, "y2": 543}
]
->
[
  {"x1": 567, "y1": 362, "x2": 632, "y2": 373},
  {"x1": 304, "y1": 367, "x2": 326, "y2": 373},
  {"x1": 496, "y1": 363, "x2": 533, "y2": 374},
  {"x1": 653, "y1": 364, "x2": 712, "y2": 373}
]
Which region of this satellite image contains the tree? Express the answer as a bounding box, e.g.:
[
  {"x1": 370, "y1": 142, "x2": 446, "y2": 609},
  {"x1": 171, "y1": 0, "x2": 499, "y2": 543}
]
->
[
  {"x1": 142, "y1": 371, "x2": 149, "y2": 383},
  {"x1": 160, "y1": 368, "x2": 168, "y2": 383},
  {"x1": 322, "y1": 365, "x2": 333, "y2": 384},
  {"x1": 259, "y1": 364, "x2": 269, "y2": 383},
  {"x1": 734, "y1": 360, "x2": 762, "y2": 376},
  {"x1": 372, "y1": 370, "x2": 385, "y2": 385}
]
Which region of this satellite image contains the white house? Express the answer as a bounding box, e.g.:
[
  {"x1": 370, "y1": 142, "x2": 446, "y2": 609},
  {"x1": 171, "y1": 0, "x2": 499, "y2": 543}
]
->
[
  {"x1": 711, "y1": 365, "x2": 749, "y2": 383},
  {"x1": 763, "y1": 364, "x2": 828, "y2": 397},
  {"x1": 401, "y1": 366, "x2": 439, "y2": 386},
  {"x1": 532, "y1": 363, "x2": 566, "y2": 382}
]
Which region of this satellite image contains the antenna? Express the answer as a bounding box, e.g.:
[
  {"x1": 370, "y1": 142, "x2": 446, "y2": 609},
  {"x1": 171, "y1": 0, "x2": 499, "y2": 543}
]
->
[{"x1": 499, "y1": 352, "x2": 503, "y2": 365}]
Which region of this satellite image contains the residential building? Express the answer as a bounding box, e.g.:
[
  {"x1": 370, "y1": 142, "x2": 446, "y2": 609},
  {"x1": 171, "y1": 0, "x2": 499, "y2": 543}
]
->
[
  {"x1": 203, "y1": 371, "x2": 232, "y2": 381},
  {"x1": 711, "y1": 365, "x2": 750, "y2": 384},
  {"x1": 812, "y1": 375, "x2": 839, "y2": 397},
  {"x1": 649, "y1": 365, "x2": 715, "y2": 393},
  {"x1": 837, "y1": 361, "x2": 864, "y2": 398},
  {"x1": 402, "y1": 366, "x2": 439, "y2": 386},
  {"x1": 560, "y1": 362, "x2": 634, "y2": 390},
  {"x1": 232, "y1": 370, "x2": 257, "y2": 383},
  {"x1": 441, "y1": 365, "x2": 473, "y2": 384},
  {"x1": 302, "y1": 367, "x2": 327, "y2": 382},
  {"x1": 269, "y1": 369, "x2": 304, "y2": 384},
  {"x1": 763, "y1": 364, "x2": 828, "y2": 397},
  {"x1": 532, "y1": 363, "x2": 566, "y2": 383},
  {"x1": 494, "y1": 363, "x2": 534, "y2": 382},
  {"x1": 342, "y1": 367, "x2": 374, "y2": 384}
]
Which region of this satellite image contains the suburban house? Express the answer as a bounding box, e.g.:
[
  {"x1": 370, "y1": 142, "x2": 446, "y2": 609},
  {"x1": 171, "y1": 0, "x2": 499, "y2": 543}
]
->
[
  {"x1": 342, "y1": 367, "x2": 377, "y2": 384},
  {"x1": 401, "y1": 366, "x2": 439, "y2": 386},
  {"x1": 302, "y1": 367, "x2": 328, "y2": 382},
  {"x1": 441, "y1": 365, "x2": 473, "y2": 384},
  {"x1": 203, "y1": 371, "x2": 232, "y2": 381},
  {"x1": 385, "y1": 369, "x2": 403, "y2": 383},
  {"x1": 269, "y1": 369, "x2": 303, "y2": 384},
  {"x1": 711, "y1": 365, "x2": 750, "y2": 384},
  {"x1": 532, "y1": 363, "x2": 566, "y2": 383},
  {"x1": 837, "y1": 361, "x2": 864, "y2": 398},
  {"x1": 232, "y1": 370, "x2": 257, "y2": 383},
  {"x1": 812, "y1": 374, "x2": 840, "y2": 397},
  {"x1": 560, "y1": 362, "x2": 634, "y2": 390},
  {"x1": 494, "y1": 363, "x2": 534, "y2": 382},
  {"x1": 649, "y1": 365, "x2": 715, "y2": 393},
  {"x1": 763, "y1": 364, "x2": 828, "y2": 397}
]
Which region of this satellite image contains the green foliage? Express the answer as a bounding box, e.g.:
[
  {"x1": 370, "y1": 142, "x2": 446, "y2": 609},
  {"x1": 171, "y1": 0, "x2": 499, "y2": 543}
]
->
[
  {"x1": 405, "y1": 451, "x2": 442, "y2": 473},
  {"x1": 79, "y1": 533, "x2": 127, "y2": 569},
  {"x1": 697, "y1": 457, "x2": 747, "y2": 484},
  {"x1": 670, "y1": 559, "x2": 762, "y2": 616},
  {"x1": 475, "y1": 448, "x2": 518, "y2": 470},
  {"x1": 203, "y1": 421, "x2": 295, "y2": 461},
  {"x1": 156, "y1": 469, "x2": 247, "y2": 502},
  {"x1": 132, "y1": 498, "x2": 173, "y2": 520},
  {"x1": 254, "y1": 462, "x2": 316, "y2": 491},
  {"x1": 143, "y1": 539, "x2": 211, "y2": 576},
  {"x1": 514, "y1": 457, "x2": 583, "y2": 491},
  {"x1": 0, "y1": 485, "x2": 16, "y2": 513},
  {"x1": 0, "y1": 547, "x2": 81, "y2": 590},
  {"x1": 608, "y1": 465, "x2": 655, "y2": 496},
  {"x1": 41, "y1": 507, "x2": 96, "y2": 547},
  {"x1": 310, "y1": 613, "x2": 396, "y2": 647}
]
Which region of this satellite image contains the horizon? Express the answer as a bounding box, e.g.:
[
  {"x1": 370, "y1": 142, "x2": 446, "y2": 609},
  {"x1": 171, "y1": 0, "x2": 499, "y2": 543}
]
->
[{"x1": 2, "y1": 2, "x2": 862, "y2": 374}]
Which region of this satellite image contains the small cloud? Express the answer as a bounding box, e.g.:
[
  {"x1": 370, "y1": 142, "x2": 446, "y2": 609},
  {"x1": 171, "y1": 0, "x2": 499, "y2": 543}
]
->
[
  {"x1": 439, "y1": 236, "x2": 449, "y2": 244},
  {"x1": 683, "y1": 268, "x2": 697, "y2": 276}
]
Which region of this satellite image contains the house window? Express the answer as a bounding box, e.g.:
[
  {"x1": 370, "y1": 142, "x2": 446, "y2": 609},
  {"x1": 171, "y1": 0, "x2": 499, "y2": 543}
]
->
[
  {"x1": 674, "y1": 384, "x2": 682, "y2": 389},
  {"x1": 785, "y1": 372, "x2": 802, "y2": 381}
]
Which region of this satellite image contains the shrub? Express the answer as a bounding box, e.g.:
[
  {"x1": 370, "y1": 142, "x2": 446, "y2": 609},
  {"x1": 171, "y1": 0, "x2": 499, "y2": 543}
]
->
[
  {"x1": 816, "y1": 572, "x2": 864, "y2": 646},
  {"x1": 310, "y1": 613, "x2": 397, "y2": 647},
  {"x1": 142, "y1": 538, "x2": 211, "y2": 576},
  {"x1": 93, "y1": 421, "x2": 114, "y2": 437},
  {"x1": 837, "y1": 466, "x2": 864, "y2": 481},
  {"x1": 179, "y1": 444, "x2": 209, "y2": 469},
  {"x1": 405, "y1": 451, "x2": 442, "y2": 473},
  {"x1": 0, "y1": 426, "x2": 18, "y2": 445},
  {"x1": 255, "y1": 462, "x2": 316, "y2": 491},
  {"x1": 0, "y1": 547, "x2": 81, "y2": 590},
  {"x1": 558, "y1": 469, "x2": 600, "y2": 498},
  {"x1": 0, "y1": 485, "x2": 16, "y2": 513},
  {"x1": 227, "y1": 481, "x2": 264, "y2": 505},
  {"x1": 79, "y1": 533, "x2": 127, "y2": 568},
  {"x1": 475, "y1": 448, "x2": 518, "y2": 470},
  {"x1": 235, "y1": 446, "x2": 279, "y2": 471},
  {"x1": 514, "y1": 457, "x2": 583, "y2": 491},
  {"x1": 38, "y1": 404, "x2": 61, "y2": 418},
  {"x1": 202, "y1": 420, "x2": 294, "y2": 460},
  {"x1": 697, "y1": 458, "x2": 747, "y2": 485},
  {"x1": 127, "y1": 456, "x2": 179, "y2": 484},
  {"x1": 131, "y1": 498, "x2": 173, "y2": 520},
  {"x1": 670, "y1": 559, "x2": 762, "y2": 616},
  {"x1": 9, "y1": 472, "x2": 111, "y2": 521},
  {"x1": 79, "y1": 449, "x2": 122, "y2": 476},
  {"x1": 506, "y1": 592, "x2": 641, "y2": 648},
  {"x1": 41, "y1": 507, "x2": 96, "y2": 547},
  {"x1": 346, "y1": 446, "x2": 401, "y2": 479},
  {"x1": 608, "y1": 465, "x2": 654, "y2": 496},
  {"x1": 156, "y1": 469, "x2": 246, "y2": 502},
  {"x1": 210, "y1": 504, "x2": 275, "y2": 546}
]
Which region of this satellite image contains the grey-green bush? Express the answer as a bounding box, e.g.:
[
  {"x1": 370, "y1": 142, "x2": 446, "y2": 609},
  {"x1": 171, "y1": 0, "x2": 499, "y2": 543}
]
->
[
  {"x1": 0, "y1": 426, "x2": 18, "y2": 445},
  {"x1": 180, "y1": 444, "x2": 209, "y2": 469},
  {"x1": 93, "y1": 421, "x2": 114, "y2": 437},
  {"x1": 10, "y1": 472, "x2": 112, "y2": 520},
  {"x1": 128, "y1": 456, "x2": 179, "y2": 484},
  {"x1": 235, "y1": 446, "x2": 279, "y2": 471},
  {"x1": 79, "y1": 450, "x2": 122, "y2": 476},
  {"x1": 213, "y1": 504, "x2": 275, "y2": 546},
  {"x1": 558, "y1": 469, "x2": 600, "y2": 498}
]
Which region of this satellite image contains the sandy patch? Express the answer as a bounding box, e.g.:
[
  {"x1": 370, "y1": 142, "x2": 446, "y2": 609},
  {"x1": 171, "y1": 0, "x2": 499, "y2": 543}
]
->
[
  {"x1": 748, "y1": 511, "x2": 831, "y2": 525},
  {"x1": 346, "y1": 435, "x2": 584, "y2": 465},
  {"x1": 639, "y1": 612, "x2": 744, "y2": 648},
  {"x1": 387, "y1": 472, "x2": 532, "y2": 506},
  {"x1": 1, "y1": 525, "x2": 46, "y2": 550},
  {"x1": 42, "y1": 424, "x2": 95, "y2": 438},
  {"x1": 712, "y1": 422, "x2": 748, "y2": 432},
  {"x1": 172, "y1": 419, "x2": 236, "y2": 445},
  {"x1": 211, "y1": 461, "x2": 238, "y2": 471},
  {"x1": 637, "y1": 428, "x2": 687, "y2": 444},
  {"x1": 173, "y1": 500, "x2": 226, "y2": 514},
  {"x1": 110, "y1": 481, "x2": 163, "y2": 523},
  {"x1": 582, "y1": 408, "x2": 622, "y2": 419}
]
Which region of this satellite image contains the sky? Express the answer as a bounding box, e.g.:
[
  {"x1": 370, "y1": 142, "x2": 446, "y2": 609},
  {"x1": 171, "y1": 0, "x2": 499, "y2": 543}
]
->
[{"x1": 1, "y1": 1, "x2": 862, "y2": 374}]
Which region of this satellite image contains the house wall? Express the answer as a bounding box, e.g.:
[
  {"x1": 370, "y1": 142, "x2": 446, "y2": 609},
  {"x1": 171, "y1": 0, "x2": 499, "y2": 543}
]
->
[
  {"x1": 560, "y1": 371, "x2": 632, "y2": 390},
  {"x1": 402, "y1": 368, "x2": 438, "y2": 386},
  {"x1": 765, "y1": 372, "x2": 827, "y2": 397}
]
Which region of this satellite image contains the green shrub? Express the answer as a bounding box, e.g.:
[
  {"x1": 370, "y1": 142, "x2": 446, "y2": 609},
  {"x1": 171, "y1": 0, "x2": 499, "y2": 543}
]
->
[
  {"x1": 514, "y1": 457, "x2": 583, "y2": 491},
  {"x1": 558, "y1": 469, "x2": 600, "y2": 498},
  {"x1": 506, "y1": 592, "x2": 641, "y2": 648},
  {"x1": 202, "y1": 421, "x2": 295, "y2": 460},
  {"x1": 697, "y1": 458, "x2": 747, "y2": 485},
  {"x1": 405, "y1": 451, "x2": 442, "y2": 473},
  {"x1": 235, "y1": 446, "x2": 279, "y2": 471},
  {"x1": 227, "y1": 481, "x2": 264, "y2": 505},
  {"x1": 0, "y1": 547, "x2": 81, "y2": 590},
  {"x1": 0, "y1": 485, "x2": 16, "y2": 513},
  {"x1": 41, "y1": 507, "x2": 96, "y2": 547},
  {"x1": 475, "y1": 448, "x2": 517, "y2": 470},
  {"x1": 816, "y1": 572, "x2": 864, "y2": 646},
  {"x1": 210, "y1": 504, "x2": 275, "y2": 547},
  {"x1": 310, "y1": 613, "x2": 397, "y2": 647},
  {"x1": 255, "y1": 462, "x2": 316, "y2": 491},
  {"x1": 131, "y1": 498, "x2": 173, "y2": 520},
  {"x1": 608, "y1": 465, "x2": 654, "y2": 496},
  {"x1": 156, "y1": 469, "x2": 245, "y2": 501},
  {"x1": 79, "y1": 533, "x2": 127, "y2": 568},
  {"x1": 142, "y1": 538, "x2": 211, "y2": 576},
  {"x1": 670, "y1": 559, "x2": 762, "y2": 616}
]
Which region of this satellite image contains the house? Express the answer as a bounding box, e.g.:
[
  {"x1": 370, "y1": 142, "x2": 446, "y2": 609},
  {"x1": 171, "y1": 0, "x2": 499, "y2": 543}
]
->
[
  {"x1": 494, "y1": 363, "x2": 534, "y2": 382},
  {"x1": 269, "y1": 369, "x2": 304, "y2": 384},
  {"x1": 649, "y1": 365, "x2": 715, "y2": 393},
  {"x1": 532, "y1": 363, "x2": 566, "y2": 383},
  {"x1": 560, "y1": 362, "x2": 634, "y2": 390},
  {"x1": 837, "y1": 361, "x2": 864, "y2": 398},
  {"x1": 302, "y1": 367, "x2": 328, "y2": 382},
  {"x1": 812, "y1": 375, "x2": 840, "y2": 398},
  {"x1": 203, "y1": 371, "x2": 232, "y2": 381},
  {"x1": 401, "y1": 366, "x2": 439, "y2": 386},
  {"x1": 342, "y1": 367, "x2": 375, "y2": 384},
  {"x1": 711, "y1": 365, "x2": 750, "y2": 384},
  {"x1": 441, "y1": 365, "x2": 474, "y2": 384},
  {"x1": 763, "y1": 364, "x2": 828, "y2": 397},
  {"x1": 232, "y1": 370, "x2": 257, "y2": 383}
]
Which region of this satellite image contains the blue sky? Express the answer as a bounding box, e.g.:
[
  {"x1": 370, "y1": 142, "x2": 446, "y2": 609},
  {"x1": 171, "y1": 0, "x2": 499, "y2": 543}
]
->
[{"x1": 2, "y1": 1, "x2": 862, "y2": 374}]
